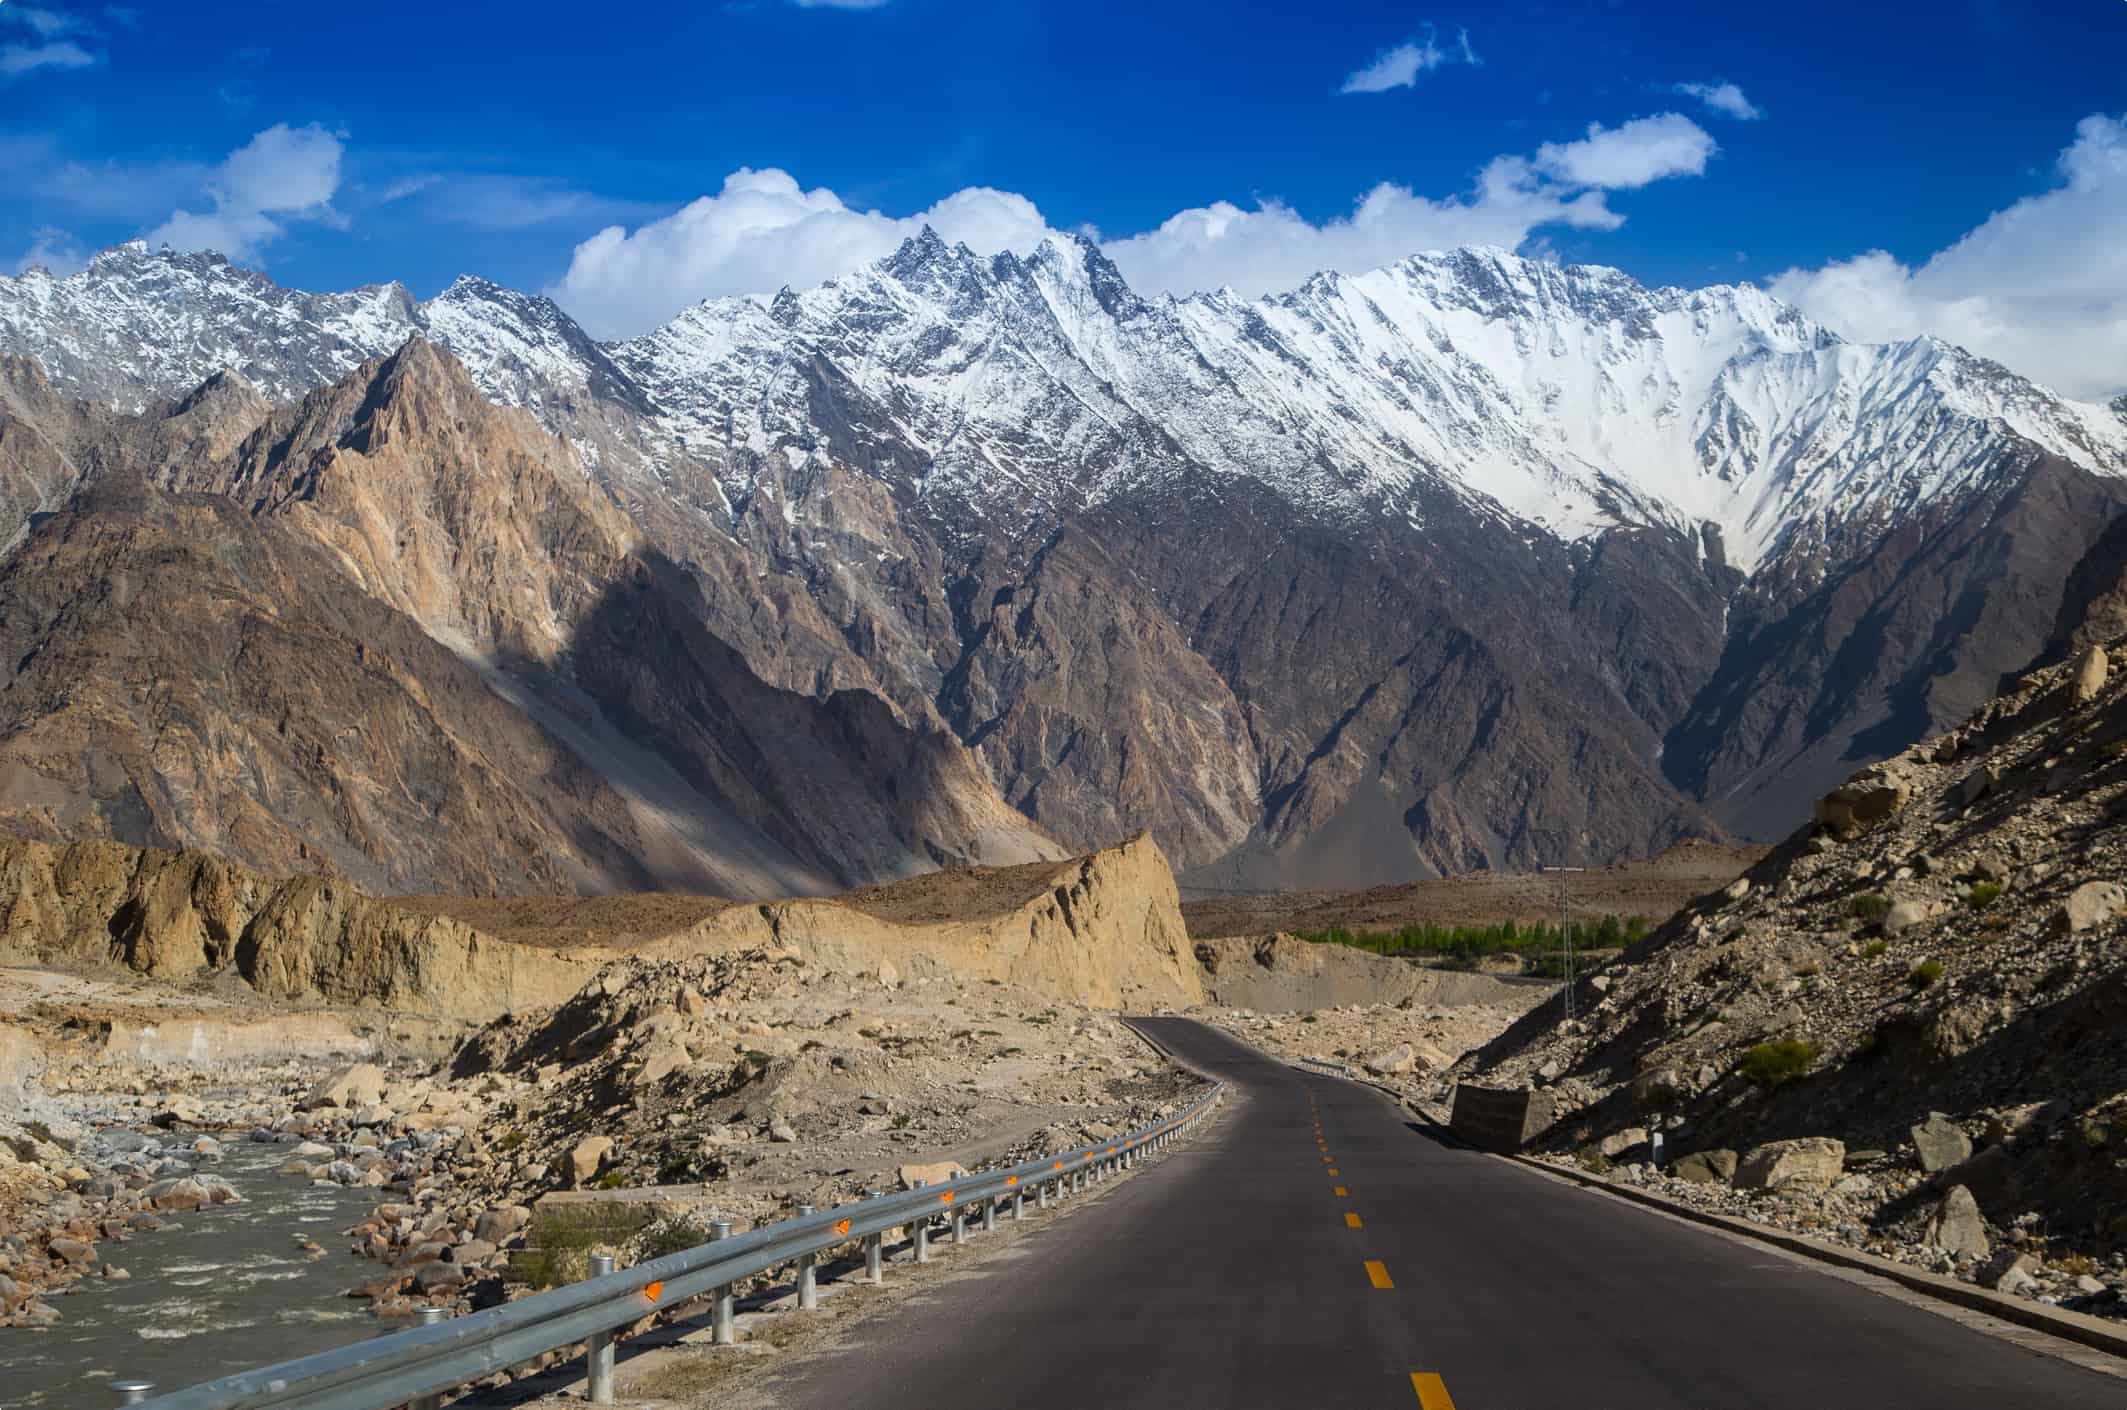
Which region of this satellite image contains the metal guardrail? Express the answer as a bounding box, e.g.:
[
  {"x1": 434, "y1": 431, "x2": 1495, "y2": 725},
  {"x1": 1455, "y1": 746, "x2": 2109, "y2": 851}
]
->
[
  {"x1": 121, "y1": 1085, "x2": 1223, "y2": 1410},
  {"x1": 1293, "y1": 1057, "x2": 1357, "y2": 1079}
]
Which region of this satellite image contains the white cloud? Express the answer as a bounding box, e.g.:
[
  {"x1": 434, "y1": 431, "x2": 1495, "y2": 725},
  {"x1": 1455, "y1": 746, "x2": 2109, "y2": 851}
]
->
[
  {"x1": 1339, "y1": 28, "x2": 1478, "y2": 95},
  {"x1": 0, "y1": 5, "x2": 87, "y2": 38},
  {"x1": 146, "y1": 123, "x2": 345, "y2": 263},
  {"x1": 1531, "y1": 113, "x2": 1717, "y2": 189},
  {"x1": 1673, "y1": 81, "x2": 1762, "y2": 121},
  {"x1": 552, "y1": 113, "x2": 1716, "y2": 338},
  {"x1": 553, "y1": 168, "x2": 1058, "y2": 337},
  {"x1": 1770, "y1": 113, "x2": 2127, "y2": 402},
  {"x1": 1100, "y1": 168, "x2": 1621, "y2": 302},
  {"x1": 0, "y1": 40, "x2": 95, "y2": 76},
  {"x1": 11, "y1": 227, "x2": 87, "y2": 277}
]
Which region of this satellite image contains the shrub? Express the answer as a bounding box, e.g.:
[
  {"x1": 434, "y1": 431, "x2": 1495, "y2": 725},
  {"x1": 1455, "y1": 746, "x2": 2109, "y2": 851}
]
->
[
  {"x1": 1848, "y1": 892, "x2": 1892, "y2": 923},
  {"x1": 1860, "y1": 939, "x2": 1888, "y2": 958},
  {"x1": 636, "y1": 1214, "x2": 714, "y2": 1262},
  {"x1": 594, "y1": 1170, "x2": 629, "y2": 1190},
  {"x1": 1908, "y1": 959, "x2": 1943, "y2": 990},
  {"x1": 1965, "y1": 881, "x2": 2003, "y2": 909},
  {"x1": 1737, "y1": 1039, "x2": 1821, "y2": 1090}
]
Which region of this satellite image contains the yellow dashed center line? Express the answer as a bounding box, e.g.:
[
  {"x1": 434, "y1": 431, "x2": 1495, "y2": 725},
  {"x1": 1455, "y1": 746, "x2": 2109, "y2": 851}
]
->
[
  {"x1": 1365, "y1": 1260, "x2": 1393, "y2": 1289},
  {"x1": 1344, "y1": 1211, "x2": 1363, "y2": 1229},
  {"x1": 1410, "y1": 1372, "x2": 1456, "y2": 1408},
  {"x1": 1327, "y1": 1167, "x2": 1339, "y2": 1176},
  {"x1": 1333, "y1": 1185, "x2": 1347, "y2": 1196}
]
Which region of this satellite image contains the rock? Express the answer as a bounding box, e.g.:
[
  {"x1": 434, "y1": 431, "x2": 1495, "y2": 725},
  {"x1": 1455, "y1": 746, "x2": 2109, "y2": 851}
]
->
[
  {"x1": 1735, "y1": 1137, "x2": 1845, "y2": 1195},
  {"x1": 1722, "y1": 877, "x2": 1751, "y2": 903},
  {"x1": 1949, "y1": 767, "x2": 1998, "y2": 811},
  {"x1": 567, "y1": 1136, "x2": 614, "y2": 1187},
  {"x1": 1598, "y1": 1127, "x2": 1649, "y2": 1160},
  {"x1": 1630, "y1": 1068, "x2": 1685, "y2": 1111},
  {"x1": 142, "y1": 1177, "x2": 210, "y2": 1212},
  {"x1": 472, "y1": 1206, "x2": 530, "y2": 1244},
  {"x1": 301, "y1": 1063, "x2": 389, "y2": 1112},
  {"x1": 1673, "y1": 1149, "x2": 1737, "y2": 1185},
  {"x1": 1911, "y1": 1113, "x2": 1973, "y2": 1174},
  {"x1": 898, "y1": 1160, "x2": 967, "y2": 1190},
  {"x1": 153, "y1": 1095, "x2": 204, "y2": 1128},
  {"x1": 2071, "y1": 643, "x2": 2109, "y2": 704},
  {"x1": 1978, "y1": 1249, "x2": 2039, "y2": 1294},
  {"x1": 1813, "y1": 770, "x2": 1910, "y2": 834},
  {"x1": 2075, "y1": 1275, "x2": 2108, "y2": 1297},
  {"x1": 767, "y1": 1118, "x2": 798, "y2": 1144},
  {"x1": 1362, "y1": 1044, "x2": 1417, "y2": 1076},
  {"x1": 1925, "y1": 1185, "x2": 1990, "y2": 1260},
  {"x1": 46, "y1": 1237, "x2": 91, "y2": 1266},
  {"x1": 1882, "y1": 901, "x2": 1933, "y2": 936},
  {"x1": 2057, "y1": 881, "x2": 2125, "y2": 933},
  {"x1": 447, "y1": 1238, "x2": 498, "y2": 1266}
]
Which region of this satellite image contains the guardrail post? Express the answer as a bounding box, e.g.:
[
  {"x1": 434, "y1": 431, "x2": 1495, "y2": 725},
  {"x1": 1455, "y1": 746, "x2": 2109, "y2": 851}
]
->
[
  {"x1": 982, "y1": 1197, "x2": 998, "y2": 1233},
  {"x1": 1012, "y1": 1187, "x2": 1025, "y2": 1220},
  {"x1": 911, "y1": 1183, "x2": 932, "y2": 1263},
  {"x1": 410, "y1": 1306, "x2": 450, "y2": 1410},
  {"x1": 794, "y1": 1205, "x2": 818, "y2": 1310},
  {"x1": 711, "y1": 1218, "x2": 736, "y2": 1345},
  {"x1": 950, "y1": 1204, "x2": 967, "y2": 1244},
  {"x1": 583, "y1": 1254, "x2": 617, "y2": 1404},
  {"x1": 864, "y1": 1231, "x2": 883, "y2": 1282},
  {"x1": 111, "y1": 1382, "x2": 153, "y2": 1406},
  {"x1": 1037, "y1": 1178, "x2": 1051, "y2": 1209}
]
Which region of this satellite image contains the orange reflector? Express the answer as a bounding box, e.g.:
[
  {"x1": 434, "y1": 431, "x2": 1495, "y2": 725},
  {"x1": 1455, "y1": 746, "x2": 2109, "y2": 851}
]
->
[
  {"x1": 1054, "y1": 1160, "x2": 1064, "y2": 1169},
  {"x1": 644, "y1": 1280, "x2": 664, "y2": 1303},
  {"x1": 833, "y1": 1218, "x2": 851, "y2": 1237},
  {"x1": 1006, "y1": 1175, "x2": 1018, "y2": 1186},
  {"x1": 1108, "y1": 1146, "x2": 1118, "y2": 1155},
  {"x1": 939, "y1": 1190, "x2": 955, "y2": 1205}
]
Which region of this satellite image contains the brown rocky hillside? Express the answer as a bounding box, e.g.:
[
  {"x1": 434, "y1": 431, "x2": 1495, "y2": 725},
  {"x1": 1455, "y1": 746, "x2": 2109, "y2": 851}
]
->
[{"x1": 1459, "y1": 638, "x2": 2127, "y2": 1308}]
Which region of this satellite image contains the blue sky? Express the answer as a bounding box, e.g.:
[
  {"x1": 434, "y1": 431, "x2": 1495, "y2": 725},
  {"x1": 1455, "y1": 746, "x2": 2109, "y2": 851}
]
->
[{"x1": 5, "y1": 1, "x2": 2126, "y2": 394}]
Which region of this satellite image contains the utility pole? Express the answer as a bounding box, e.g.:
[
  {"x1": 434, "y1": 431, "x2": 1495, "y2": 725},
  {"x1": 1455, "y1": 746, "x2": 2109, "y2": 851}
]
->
[{"x1": 1541, "y1": 865, "x2": 1586, "y2": 1021}]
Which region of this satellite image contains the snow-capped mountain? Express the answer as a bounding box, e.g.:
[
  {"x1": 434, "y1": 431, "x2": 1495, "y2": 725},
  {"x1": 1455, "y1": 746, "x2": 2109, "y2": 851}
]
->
[{"x1": 4, "y1": 236, "x2": 2125, "y2": 886}]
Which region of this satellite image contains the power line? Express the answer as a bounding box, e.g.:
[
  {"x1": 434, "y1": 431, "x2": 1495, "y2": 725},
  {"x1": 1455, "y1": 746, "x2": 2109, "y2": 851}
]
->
[{"x1": 1541, "y1": 866, "x2": 1586, "y2": 1021}]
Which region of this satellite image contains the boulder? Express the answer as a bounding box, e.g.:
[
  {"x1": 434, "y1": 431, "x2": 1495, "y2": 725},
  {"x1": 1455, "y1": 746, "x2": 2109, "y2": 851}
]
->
[
  {"x1": 1950, "y1": 767, "x2": 1998, "y2": 811},
  {"x1": 1924, "y1": 1185, "x2": 1989, "y2": 1260},
  {"x1": 2058, "y1": 881, "x2": 2125, "y2": 934},
  {"x1": 1978, "y1": 1249, "x2": 2039, "y2": 1295},
  {"x1": 46, "y1": 1237, "x2": 91, "y2": 1266},
  {"x1": 1598, "y1": 1127, "x2": 1649, "y2": 1160},
  {"x1": 1813, "y1": 769, "x2": 1910, "y2": 834},
  {"x1": 472, "y1": 1206, "x2": 530, "y2": 1244},
  {"x1": 301, "y1": 1063, "x2": 389, "y2": 1112},
  {"x1": 567, "y1": 1136, "x2": 614, "y2": 1187},
  {"x1": 1631, "y1": 1068, "x2": 1685, "y2": 1111},
  {"x1": 767, "y1": 1118, "x2": 798, "y2": 1144},
  {"x1": 1882, "y1": 901, "x2": 1933, "y2": 936},
  {"x1": 142, "y1": 1177, "x2": 211, "y2": 1212},
  {"x1": 1673, "y1": 1149, "x2": 1738, "y2": 1185},
  {"x1": 2071, "y1": 643, "x2": 2109, "y2": 705},
  {"x1": 1910, "y1": 1113, "x2": 1973, "y2": 1174},
  {"x1": 898, "y1": 1160, "x2": 967, "y2": 1190},
  {"x1": 1362, "y1": 1044, "x2": 1417, "y2": 1076},
  {"x1": 1735, "y1": 1137, "x2": 1845, "y2": 1195}
]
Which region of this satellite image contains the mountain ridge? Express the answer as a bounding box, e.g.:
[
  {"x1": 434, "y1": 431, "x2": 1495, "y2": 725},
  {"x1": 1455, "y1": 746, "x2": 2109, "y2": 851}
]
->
[{"x1": 4, "y1": 238, "x2": 2124, "y2": 886}]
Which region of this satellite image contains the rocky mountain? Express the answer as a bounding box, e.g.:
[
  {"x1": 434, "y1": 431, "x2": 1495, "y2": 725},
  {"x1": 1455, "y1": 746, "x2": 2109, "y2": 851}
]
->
[
  {"x1": 0, "y1": 344, "x2": 1054, "y2": 896},
  {"x1": 1456, "y1": 635, "x2": 2127, "y2": 1307},
  {"x1": 4, "y1": 240, "x2": 2126, "y2": 887}
]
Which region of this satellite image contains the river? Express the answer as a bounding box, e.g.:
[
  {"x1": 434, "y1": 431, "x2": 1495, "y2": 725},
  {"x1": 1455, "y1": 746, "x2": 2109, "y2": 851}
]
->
[{"x1": 8, "y1": 1135, "x2": 396, "y2": 1409}]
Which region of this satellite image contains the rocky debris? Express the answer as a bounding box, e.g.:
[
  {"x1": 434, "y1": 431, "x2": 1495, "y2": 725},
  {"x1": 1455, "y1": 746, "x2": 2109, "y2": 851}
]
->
[
  {"x1": 302, "y1": 1064, "x2": 389, "y2": 1112},
  {"x1": 1463, "y1": 636, "x2": 2127, "y2": 1319}
]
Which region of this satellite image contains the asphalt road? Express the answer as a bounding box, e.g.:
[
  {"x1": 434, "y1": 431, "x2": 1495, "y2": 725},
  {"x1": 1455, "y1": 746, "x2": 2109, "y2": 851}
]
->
[{"x1": 756, "y1": 1018, "x2": 2126, "y2": 1408}]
